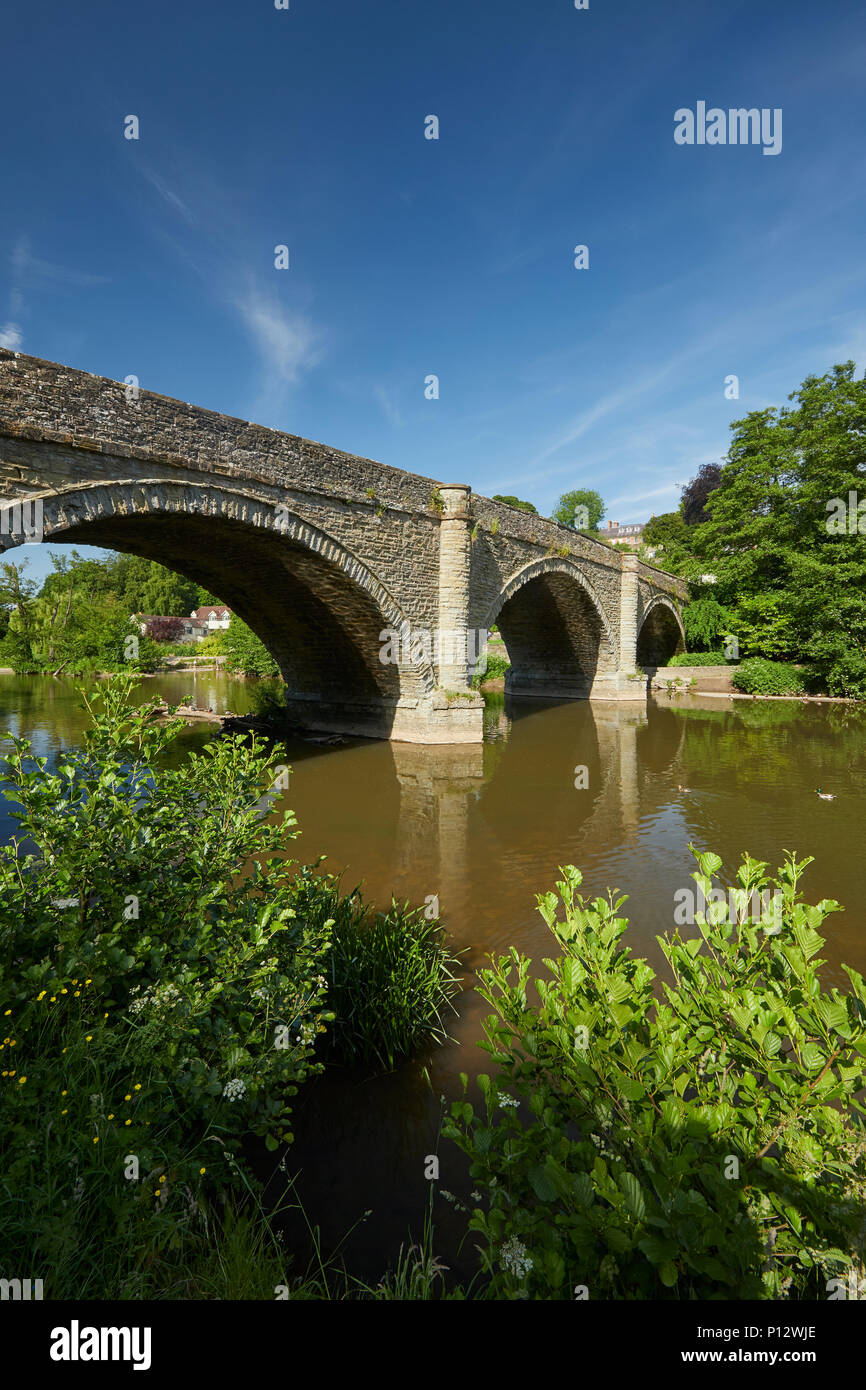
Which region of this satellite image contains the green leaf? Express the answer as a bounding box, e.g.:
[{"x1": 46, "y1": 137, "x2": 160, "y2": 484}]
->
[
  {"x1": 528, "y1": 1164, "x2": 558, "y2": 1202},
  {"x1": 619, "y1": 1171, "x2": 647, "y2": 1223},
  {"x1": 762, "y1": 1030, "x2": 782, "y2": 1057}
]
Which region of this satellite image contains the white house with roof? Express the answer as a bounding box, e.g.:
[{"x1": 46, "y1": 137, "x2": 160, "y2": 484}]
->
[{"x1": 191, "y1": 605, "x2": 232, "y2": 634}]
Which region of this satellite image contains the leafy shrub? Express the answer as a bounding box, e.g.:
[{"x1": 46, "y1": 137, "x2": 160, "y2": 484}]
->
[
  {"x1": 472, "y1": 653, "x2": 510, "y2": 688},
  {"x1": 248, "y1": 678, "x2": 288, "y2": 721},
  {"x1": 0, "y1": 680, "x2": 332, "y2": 1295},
  {"x1": 445, "y1": 851, "x2": 866, "y2": 1299},
  {"x1": 665, "y1": 651, "x2": 728, "y2": 667},
  {"x1": 224, "y1": 616, "x2": 279, "y2": 676},
  {"x1": 682, "y1": 597, "x2": 730, "y2": 651},
  {"x1": 492, "y1": 496, "x2": 537, "y2": 514},
  {"x1": 0, "y1": 628, "x2": 41, "y2": 673},
  {"x1": 810, "y1": 646, "x2": 866, "y2": 701},
  {"x1": 287, "y1": 864, "x2": 463, "y2": 1071},
  {"x1": 732, "y1": 659, "x2": 806, "y2": 695}
]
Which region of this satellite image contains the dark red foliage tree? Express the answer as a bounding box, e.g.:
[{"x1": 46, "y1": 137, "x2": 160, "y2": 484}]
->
[
  {"x1": 681, "y1": 462, "x2": 723, "y2": 525},
  {"x1": 145, "y1": 616, "x2": 185, "y2": 643}
]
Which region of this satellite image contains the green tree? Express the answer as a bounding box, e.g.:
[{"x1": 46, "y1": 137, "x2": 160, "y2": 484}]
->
[
  {"x1": 641, "y1": 511, "x2": 697, "y2": 575},
  {"x1": 109, "y1": 555, "x2": 203, "y2": 618},
  {"x1": 224, "y1": 616, "x2": 280, "y2": 676},
  {"x1": 0, "y1": 559, "x2": 38, "y2": 636},
  {"x1": 693, "y1": 362, "x2": 866, "y2": 694},
  {"x1": 682, "y1": 595, "x2": 731, "y2": 652},
  {"x1": 492, "y1": 495, "x2": 538, "y2": 514},
  {"x1": 553, "y1": 489, "x2": 605, "y2": 532}
]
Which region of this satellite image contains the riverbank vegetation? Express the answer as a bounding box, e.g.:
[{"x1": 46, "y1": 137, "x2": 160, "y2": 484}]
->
[
  {"x1": 0, "y1": 550, "x2": 284, "y2": 681},
  {"x1": 731, "y1": 659, "x2": 807, "y2": 696},
  {"x1": 445, "y1": 853, "x2": 866, "y2": 1299},
  {"x1": 0, "y1": 682, "x2": 461, "y2": 1298},
  {"x1": 0, "y1": 552, "x2": 220, "y2": 676},
  {"x1": 2, "y1": 683, "x2": 864, "y2": 1299},
  {"x1": 643, "y1": 363, "x2": 866, "y2": 699}
]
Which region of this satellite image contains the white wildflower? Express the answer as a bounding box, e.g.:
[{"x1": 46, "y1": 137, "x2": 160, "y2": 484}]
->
[
  {"x1": 500, "y1": 1236, "x2": 533, "y2": 1279},
  {"x1": 222, "y1": 1078, "x2": 246, "y2": 1102}
]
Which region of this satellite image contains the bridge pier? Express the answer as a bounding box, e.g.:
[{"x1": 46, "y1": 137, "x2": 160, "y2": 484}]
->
[{"x1": 0, "y1": 350, "x2": 686, "y2": 747}]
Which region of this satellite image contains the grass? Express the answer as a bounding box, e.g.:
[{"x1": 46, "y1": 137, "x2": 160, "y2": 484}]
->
[
  {"x1": 472, "y1": 653, "x2": 510, "y2": 688},
  {"x1": 289, "y1": 864, "x2": 465, "y2": 1071}
]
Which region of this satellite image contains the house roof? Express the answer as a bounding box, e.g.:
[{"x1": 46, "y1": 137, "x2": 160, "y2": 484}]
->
[{"x1": 192, "y1": 606, "x2": 231, "y2": 620}]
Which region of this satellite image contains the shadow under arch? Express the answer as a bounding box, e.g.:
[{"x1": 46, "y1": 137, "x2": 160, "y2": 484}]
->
[
  {"x1": 482, "y1": 557, "x2": 618, "y2": 700},
  {"x1": 637, "y1": 594, "x2": 686, "y2": 668},
  {"x1": 3, "y1": 480, "x2": 436, "y2": 737}
]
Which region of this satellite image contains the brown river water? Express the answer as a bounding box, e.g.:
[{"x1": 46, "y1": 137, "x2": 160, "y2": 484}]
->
[{"x1": 2, "y1": 672, "x2": 864, "y2": 1280}]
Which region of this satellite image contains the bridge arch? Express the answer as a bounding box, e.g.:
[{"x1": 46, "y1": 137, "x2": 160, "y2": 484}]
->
[
  {"x1": 482, "y1": 557, "x2": 618, "y2": 699},
  {"x1": 636, "y1": 594, "x2": 686, "y2": 668},
  {"x1": 2, "y1": 479, "x2": 436, "y2": 734}
]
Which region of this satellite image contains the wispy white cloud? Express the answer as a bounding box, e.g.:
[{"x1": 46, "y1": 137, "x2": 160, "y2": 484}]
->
[
  {"x1": 0, "y1": 322, "x2": 22, "y2": 349},
  {"x1": 373, "y1": 385, "x2": 403, "y2": 428},
  {"x1": 10, "y1": 235, "x2": 109, "y2": 290},
  {"x1": 141, "y1": 169, "x2": 195, "y2": 224},
  {"x1": 228, "y1": 280, "x2": 323, "y2": 419},
  {"x1": 0, "y1": 233, "x2": 111, "y2": 354},
  {"x1": 606, "y1": 481, "x2": 681, "y2": 513},
  {"x1": 134, "y1": 161, "x2": 325, "y2": 420}
]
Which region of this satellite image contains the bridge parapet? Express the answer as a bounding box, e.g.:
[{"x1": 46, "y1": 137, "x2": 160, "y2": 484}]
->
[{"x1": 0, "y1": 349, "x2": 688, "y2": 742}]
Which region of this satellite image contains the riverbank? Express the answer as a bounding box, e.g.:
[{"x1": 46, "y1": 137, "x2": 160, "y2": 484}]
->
[
  {"x1": 3, "y1": 680, "x2": 863, "y2": 1302},
  {"x1": 2, "y1": 670, "x2": 865, "y2": 1284}
]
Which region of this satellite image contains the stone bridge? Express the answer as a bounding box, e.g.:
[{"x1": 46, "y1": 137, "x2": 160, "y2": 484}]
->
[{"x1": 0, "y1": 350, "x2": 686, "y2": 742}]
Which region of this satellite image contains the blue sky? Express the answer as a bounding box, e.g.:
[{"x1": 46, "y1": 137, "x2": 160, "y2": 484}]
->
[{"x1": 4, "y1": 0, "x2": 866, "y2": 585}]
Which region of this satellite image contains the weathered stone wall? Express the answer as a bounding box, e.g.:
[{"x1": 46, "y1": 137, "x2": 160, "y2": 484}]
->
[
  {"x1": 648, "y1": 664, "x2": 734, "y2": 693},
  {"x1": 0, "y1": 349, "x2": 688, "y2": 740}
]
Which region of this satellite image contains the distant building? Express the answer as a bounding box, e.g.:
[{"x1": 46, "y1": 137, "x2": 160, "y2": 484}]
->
[
  {"x1": 603, "y1": 520, "x2": 646, "y2": 547},
  {"x1": 192, "y1": 605, "x2": 232, "y2": 633},
  {"x1": 134, "y1": 614, "x2": 208, "y2": 644}
]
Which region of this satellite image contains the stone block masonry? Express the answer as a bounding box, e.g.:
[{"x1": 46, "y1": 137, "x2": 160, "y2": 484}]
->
[{"x1": 0, "y1": 350, "x2": 687, "y2": 742}]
